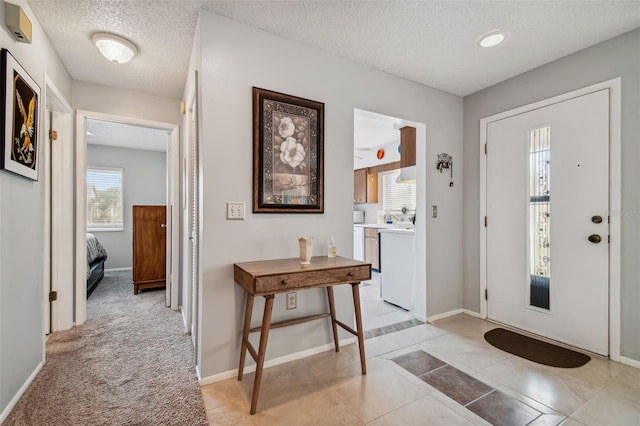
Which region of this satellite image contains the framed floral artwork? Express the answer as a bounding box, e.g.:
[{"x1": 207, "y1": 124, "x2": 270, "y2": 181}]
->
[
  {"x1": 253, "y1": 87, "x2": 324, "y2": 213},
  {"x1": 1, "y1": 49, "x2": 40, "y2": 181}
]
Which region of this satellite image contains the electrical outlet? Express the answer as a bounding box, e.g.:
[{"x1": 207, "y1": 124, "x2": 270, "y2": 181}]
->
[
  {"x1": 226, "y1": 202, "x2": 245, "y2": 220},
  {"x1": 286, "y1": 292, "x2": 297, "y2": 310}
]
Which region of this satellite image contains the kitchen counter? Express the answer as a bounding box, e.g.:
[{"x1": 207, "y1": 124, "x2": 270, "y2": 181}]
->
[
  {"x1": 378, "y1": 227, "x2": 415, "y2": 235},
  {"x1": 354, "y1": 223, "x2": 414, "y2": 230}
]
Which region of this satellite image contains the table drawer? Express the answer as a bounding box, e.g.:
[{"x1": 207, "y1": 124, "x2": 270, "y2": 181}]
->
[{"x1": 256, "y1": 265, "x2": 370, "y2": 293}]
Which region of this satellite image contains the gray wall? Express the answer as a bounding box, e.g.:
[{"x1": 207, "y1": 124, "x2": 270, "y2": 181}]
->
[
  {"x1": 463, "y1": 29, "x2": 640, "y2": 361},
  {"x1": 87, "y1": 145, "x2": 167, "y2": 269},
  {"x1": 190, "y1": 11, "x2": 463, "y2": 379},
  {"x1": 0, "y1": 0, "x2": 72, "y2": 418}
]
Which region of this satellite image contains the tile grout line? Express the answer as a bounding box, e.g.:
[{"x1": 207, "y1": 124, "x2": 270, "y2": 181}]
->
[
  {"x1": 524, "y1": 412, "x2": 546, "y2": 426},
  {"x1": 463, "y1": 388, "x2": 496, "y2": 408}
]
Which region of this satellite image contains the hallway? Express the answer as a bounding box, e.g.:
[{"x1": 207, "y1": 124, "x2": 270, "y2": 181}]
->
[{"x1": 4, "y1": 271, "x2": 206, "y2": 425}]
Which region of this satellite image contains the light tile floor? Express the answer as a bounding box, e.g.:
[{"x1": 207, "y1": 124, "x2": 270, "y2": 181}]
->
[
  {"x1": 359, "y1": 272, "x2": 414, "y2": 331},
  {"x1": 202, "y1": 313, "x2": 640, "y2": 425}
]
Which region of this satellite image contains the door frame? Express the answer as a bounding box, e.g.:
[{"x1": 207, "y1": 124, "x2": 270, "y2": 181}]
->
[
  {"x1": 479, "y1": 78, "x2": 621, "y2": 361},
  {"x1": 43, "y1": 75, "x2": 73, "y2": 340},
  {"x1": 74, "y1": 110, "x2": 180, "y2": 325},
  {"x1": 182, "y1": 83, "x2": 198, "y2": 339}
]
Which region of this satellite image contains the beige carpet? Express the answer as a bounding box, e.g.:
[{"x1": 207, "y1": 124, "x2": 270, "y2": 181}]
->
[{"x1": 3, "y1": 271, "x2": 207, "y2": 425}]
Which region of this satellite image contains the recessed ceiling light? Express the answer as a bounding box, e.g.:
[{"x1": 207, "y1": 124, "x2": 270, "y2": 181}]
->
[
  {"x1": 92, "y1": 32, "x2": 138, "y2": 64},
  {"x1": 478, "y1": 30, "x2": 508, "y2": 48}
]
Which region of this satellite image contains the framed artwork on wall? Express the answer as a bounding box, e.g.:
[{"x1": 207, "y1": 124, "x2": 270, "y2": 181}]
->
[
  {"x1": 1, "y1": 49, "x2": 40, "y2": 181},
  {"x1": 252, "y1": 87, "x2": 324, "y2": 213}
]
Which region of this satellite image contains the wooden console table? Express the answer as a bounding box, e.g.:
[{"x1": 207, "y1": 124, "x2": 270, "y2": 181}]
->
[{"x1": 233, "y1": 256, "x2": 372, "y2": 414}]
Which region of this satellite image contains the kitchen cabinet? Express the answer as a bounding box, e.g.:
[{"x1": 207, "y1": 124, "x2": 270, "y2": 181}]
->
[
  {"x1": 400, "y1": 126, "x2": 416, "y2": 168},
  {"x1": 354, "y1": 168, "x2": 378, "y2": 204},
  {"x1": 364, "y1": 227, "x2": 379, "y2": 271}
]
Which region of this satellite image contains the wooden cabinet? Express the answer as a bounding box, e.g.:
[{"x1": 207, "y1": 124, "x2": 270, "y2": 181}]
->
[
  {"x1": 364, "y1": 227, "x2": 380, "y2": 271},
  {"x1": 354, "y1": 168, "x2": 378, "y2": 204},
  {"x1": 400, "y1": 126, "x2": 416, "y2": 168},
  {"x1": 132, "y1": 205, "x2": 167, "y2": 294}
]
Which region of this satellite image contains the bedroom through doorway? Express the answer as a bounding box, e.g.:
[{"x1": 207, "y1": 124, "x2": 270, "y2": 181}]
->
[{"x1": 84, "y1": 119, "x2": 170, "y2": 315}]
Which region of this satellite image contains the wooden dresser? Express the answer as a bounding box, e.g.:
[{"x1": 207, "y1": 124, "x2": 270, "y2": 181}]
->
[{"x1": 132, "y1": 205, "x2": 166, "y2": 294}]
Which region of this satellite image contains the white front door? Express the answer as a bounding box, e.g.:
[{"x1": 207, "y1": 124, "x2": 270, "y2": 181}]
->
[{"x1": 486, "y1": 89, "x2": 610, "y2": 355}]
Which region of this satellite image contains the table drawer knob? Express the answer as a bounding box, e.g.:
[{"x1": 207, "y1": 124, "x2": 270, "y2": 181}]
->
[
  {"x1": 281, "y1": 280, "x2": 288, "y2": 285},
  {"x1": 348, "y1": 272, "x2": 354, "y2": 277}
]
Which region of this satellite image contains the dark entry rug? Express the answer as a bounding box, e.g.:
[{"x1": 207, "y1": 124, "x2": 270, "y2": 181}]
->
[{"x1": 484, "y1": 328, "x2": 591, "y2": 368}]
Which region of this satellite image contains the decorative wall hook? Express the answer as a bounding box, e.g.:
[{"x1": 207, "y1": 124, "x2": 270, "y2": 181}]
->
[
  {"x1": 436, "y1": 153, "x2": 454, "y2": 187},
  {"x1": 437, "y1": 153, "x2": 452, "y2": 172}
]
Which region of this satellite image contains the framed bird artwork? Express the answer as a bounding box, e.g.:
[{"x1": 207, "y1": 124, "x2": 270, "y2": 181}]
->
[{"x1": 1, "y1": 49, "x2": 41, "y2": 180}]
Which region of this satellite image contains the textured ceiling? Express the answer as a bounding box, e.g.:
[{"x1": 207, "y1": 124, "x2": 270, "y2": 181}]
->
[
  {"x1": 86, "y1": 119, "x2": 168, "y2": 152},
  {"x1": 27, "y1": 1, "x2": 640, "y2": 99}
]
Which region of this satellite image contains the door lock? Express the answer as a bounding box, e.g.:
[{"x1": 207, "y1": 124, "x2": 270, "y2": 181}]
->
[
  {"x1": 588, "y1": 234, "x2": 602, "y2": 244},
  {"x1": 591, "y1": 215, "x2": 603, "y2": 224}
]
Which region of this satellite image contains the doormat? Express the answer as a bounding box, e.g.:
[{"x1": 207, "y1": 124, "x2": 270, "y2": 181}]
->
[{"x1": 484, "y1": 328, "x2": 590, "y2": 368}]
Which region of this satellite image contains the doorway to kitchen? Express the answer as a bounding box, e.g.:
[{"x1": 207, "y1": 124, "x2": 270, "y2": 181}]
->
[{"x1": 353, "y1": 109, "x2": 426, "y2": 335}]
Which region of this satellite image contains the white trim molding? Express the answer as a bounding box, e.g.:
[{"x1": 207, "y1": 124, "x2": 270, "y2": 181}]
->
[
  {"x1": 479, "y1": 78, "x2": 622, "y2": 361},
  {"x1": 462, "y1": 309, "x2": 481, "y2": 318},
  {"x1": 427, "y1": 308, "x2": 463, "y2": 323},
  {"x1": 104, "y1": 267, "x2": 132, "y2": 272},
  {"x1": 620, "y1": 356, "x2": 640, "y2": 370},
  {"x1": 0, "y1": 362, "x2": 43, "y2": 423},
  {"x1": 75, "y1": 110, "x2": 180, "y2": 326},
  {"x1": 199, "y1": 337, "x2": 356, "y2": 386}
]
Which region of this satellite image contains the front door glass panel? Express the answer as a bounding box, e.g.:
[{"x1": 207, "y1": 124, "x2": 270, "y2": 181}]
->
[{"x1": 529, "y1": 126, "x2": 550, "y2": 310}]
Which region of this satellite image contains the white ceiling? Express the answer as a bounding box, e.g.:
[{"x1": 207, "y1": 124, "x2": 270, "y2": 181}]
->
[
  {"x1": 27, "y1": 1, "x2": 640, "y2": 100},
  {"x1": 86, "y1": 119, "x2": 168, "y2": 152}
]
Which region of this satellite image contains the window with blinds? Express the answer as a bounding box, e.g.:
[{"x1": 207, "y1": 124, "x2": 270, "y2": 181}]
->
[
  {"x1": 382, "y1": 170, "x2": 416, "y2": 212},
  {"x1": 87, "y1": 167, "x2": 124, "y2": 231}
]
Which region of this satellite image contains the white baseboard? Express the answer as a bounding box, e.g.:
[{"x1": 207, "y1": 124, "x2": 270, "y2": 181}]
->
[
  {"x1": 412, "y1": 312, "x2": 427, "y2": 323},
  {"x1": 0, "y1": 361, "x2": 43, "y2": 423},
  {"x1": 426, "y1": 308, "x2": 482, "y2": 323},
  {"x1": 427, "y1": 308, "x2": 463, "y2": 323},
  {"x1": 104, "y1": 267, "x2": 132, "y2": 272},
  {"x1": 620, "y1": 356, "x2": 640, "y2": 370},
  {"x1": 199, "y1": 337, "x2": 357, "y2": 386},
  {"x1": 462, "y1": 309, "x2": 481, "y2": 318}
]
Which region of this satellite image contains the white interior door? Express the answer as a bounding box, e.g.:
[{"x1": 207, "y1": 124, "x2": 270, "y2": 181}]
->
[{"x1": 486, "y1": 89, "x2": 609, "y2": 355}]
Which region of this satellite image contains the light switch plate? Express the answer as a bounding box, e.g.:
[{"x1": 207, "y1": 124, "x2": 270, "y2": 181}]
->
[
  {"x1": 226, "y1": 202, "x2": 245, "y2": 220},
  {"x1": 432, "y1": 205, "x2": 438, "y2": 218}
]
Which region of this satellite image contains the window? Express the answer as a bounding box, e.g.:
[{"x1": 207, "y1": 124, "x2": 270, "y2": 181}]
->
[
  {"x1": 382, "y1": 170, "x2": 416, "y2": 212},
  {"x1": 528, "y1": 126, "x2": 550, "y2": 310},
  {"x1": 87, "y1": 167, "x2": 124, "y2": 231}
]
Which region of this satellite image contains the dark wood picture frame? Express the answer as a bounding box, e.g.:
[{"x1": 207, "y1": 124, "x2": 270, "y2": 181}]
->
[
  {"x1": 253, "y1": 87, "x2": 324, "y2": 213},
  {"x1": 1, "y1": 49, "x2": 40, "y2": 181}
]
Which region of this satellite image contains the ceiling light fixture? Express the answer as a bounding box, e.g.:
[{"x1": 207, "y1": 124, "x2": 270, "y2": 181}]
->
[
  {"x1": 92, "y1": 32, "x2": 138, "y2": 64},
  {"x1": 478, "y1": 30, "x2": 508, "y2": 48}
]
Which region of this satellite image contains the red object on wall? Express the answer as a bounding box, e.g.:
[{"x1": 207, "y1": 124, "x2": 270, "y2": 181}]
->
[{"x1": 376, "y1": 149, "x2": 385, "y2": 160}]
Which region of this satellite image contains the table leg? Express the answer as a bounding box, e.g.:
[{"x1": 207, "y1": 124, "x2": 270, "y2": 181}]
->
[
  {"x1": 238, "y1": 292, "x2": 254, "y2": 380},
  {"x1": 326, "y1": 287, "x2": 340, "y2": 352},
  {"x1": 250, "y1": 294, "x2": 275, "y2": 415},
  {"x1": 351, "y1": 283, "x2": 367, "y2": 375}
]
